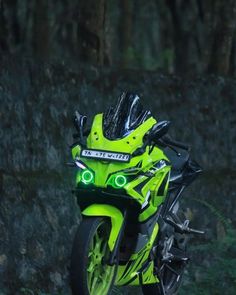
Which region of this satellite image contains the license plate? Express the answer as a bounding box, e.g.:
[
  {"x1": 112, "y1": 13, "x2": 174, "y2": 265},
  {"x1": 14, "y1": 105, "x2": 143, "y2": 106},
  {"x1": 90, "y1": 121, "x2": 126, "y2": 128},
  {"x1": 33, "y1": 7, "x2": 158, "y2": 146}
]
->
[{"x1": 80, "y1": 149, "x2": 131, "y2": 163}]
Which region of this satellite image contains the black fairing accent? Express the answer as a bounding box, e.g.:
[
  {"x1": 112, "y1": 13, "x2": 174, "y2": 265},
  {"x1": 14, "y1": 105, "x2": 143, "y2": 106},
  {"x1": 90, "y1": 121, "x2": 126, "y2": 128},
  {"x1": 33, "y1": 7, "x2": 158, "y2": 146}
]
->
[
  {"x1": 164, "y1": 147, "x2": 190, "y2": 171},
  {"x1": 74, "y1": 186, "x2": 140, "y2": 216},
  {"x1": 164, "y1": 146, "x2": 202, "y2": 189},
  {"x1": 182, "y1": 159, "x2": 202, "y2": 185},
  {"x1": 103, "y1": 92, "x2": 151, "y2": 140}
]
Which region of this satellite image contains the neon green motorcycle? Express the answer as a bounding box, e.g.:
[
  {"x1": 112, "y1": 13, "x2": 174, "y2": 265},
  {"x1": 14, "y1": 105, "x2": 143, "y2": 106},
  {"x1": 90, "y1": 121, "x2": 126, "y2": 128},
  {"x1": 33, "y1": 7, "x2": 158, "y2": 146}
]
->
[{"x1": 69, "y1": 93, "x2": 204, "y2": 295}]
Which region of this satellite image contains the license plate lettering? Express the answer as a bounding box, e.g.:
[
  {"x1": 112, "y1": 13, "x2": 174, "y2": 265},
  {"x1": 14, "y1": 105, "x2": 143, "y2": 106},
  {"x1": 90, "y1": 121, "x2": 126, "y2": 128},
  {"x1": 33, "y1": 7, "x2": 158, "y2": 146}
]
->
[{"x1": 81, "y1": 149, "x2": 130, "y2": 163}]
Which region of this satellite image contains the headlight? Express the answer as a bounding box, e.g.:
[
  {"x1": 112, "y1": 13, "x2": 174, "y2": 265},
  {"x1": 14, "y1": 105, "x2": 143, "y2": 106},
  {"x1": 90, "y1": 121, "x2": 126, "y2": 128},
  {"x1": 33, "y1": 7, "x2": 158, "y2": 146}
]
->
[
  {"x1": 81, "y1": 169, "x2": 94, "y2": 184},
  {"x1": 113, "y1": 174, "x2": 127, "y2": 188},
  {"x1": 114, "y1": 175, "x2": 127, "y2": 187}
]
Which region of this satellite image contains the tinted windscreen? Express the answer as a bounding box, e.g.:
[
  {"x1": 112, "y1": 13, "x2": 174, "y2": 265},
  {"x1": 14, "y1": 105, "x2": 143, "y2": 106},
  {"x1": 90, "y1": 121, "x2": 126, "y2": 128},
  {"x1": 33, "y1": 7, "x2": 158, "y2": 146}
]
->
[{"x1": 103, "y1": 92, "x2": 151, "y2": 140}]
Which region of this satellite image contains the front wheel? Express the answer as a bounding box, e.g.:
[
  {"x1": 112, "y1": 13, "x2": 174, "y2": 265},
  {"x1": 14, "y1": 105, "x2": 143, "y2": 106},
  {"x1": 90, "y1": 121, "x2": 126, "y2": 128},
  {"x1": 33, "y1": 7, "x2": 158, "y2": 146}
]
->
[{"x1": 70, "y1": 217, "x2": 117, "y2": 295}]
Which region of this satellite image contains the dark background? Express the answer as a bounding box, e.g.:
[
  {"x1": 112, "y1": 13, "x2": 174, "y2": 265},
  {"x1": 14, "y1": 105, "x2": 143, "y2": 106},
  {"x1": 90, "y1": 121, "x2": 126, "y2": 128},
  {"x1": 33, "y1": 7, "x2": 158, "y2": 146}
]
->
[{"x1": 0, "y1": 1, "x2": 236, "y2": 295}]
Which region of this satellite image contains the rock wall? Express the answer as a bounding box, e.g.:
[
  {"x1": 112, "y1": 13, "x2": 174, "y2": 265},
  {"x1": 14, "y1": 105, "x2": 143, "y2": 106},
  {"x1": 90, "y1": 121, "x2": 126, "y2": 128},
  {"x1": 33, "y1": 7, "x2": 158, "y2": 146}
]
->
[{"x1": 0, "y1": 57, "x2": 236, "y2": 294}]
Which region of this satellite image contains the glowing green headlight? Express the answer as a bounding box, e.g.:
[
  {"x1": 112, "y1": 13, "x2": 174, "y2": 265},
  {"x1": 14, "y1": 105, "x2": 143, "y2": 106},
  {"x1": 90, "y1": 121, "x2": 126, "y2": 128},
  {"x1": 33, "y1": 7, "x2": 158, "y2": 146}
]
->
[
  {"x1": 81, "y1": 169, "x2": 94, "y2": 184},
  {"x1": 114, "y1": 175, "x2": 127, "y2": 188}
]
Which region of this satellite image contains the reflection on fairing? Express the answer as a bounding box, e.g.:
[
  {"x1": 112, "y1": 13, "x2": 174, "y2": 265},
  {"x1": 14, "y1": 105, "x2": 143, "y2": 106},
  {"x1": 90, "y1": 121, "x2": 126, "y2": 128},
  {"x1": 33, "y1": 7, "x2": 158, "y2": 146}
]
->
[{"x1": 103, "y1": 92, "x2": 151, "y2": 140}]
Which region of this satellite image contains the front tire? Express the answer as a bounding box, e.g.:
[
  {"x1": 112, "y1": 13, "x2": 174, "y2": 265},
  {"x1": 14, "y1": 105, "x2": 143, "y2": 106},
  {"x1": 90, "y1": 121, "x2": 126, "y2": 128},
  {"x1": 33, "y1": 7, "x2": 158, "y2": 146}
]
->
[{"x1": 70, "y1": 217, "x2": 117, "y2": 295}]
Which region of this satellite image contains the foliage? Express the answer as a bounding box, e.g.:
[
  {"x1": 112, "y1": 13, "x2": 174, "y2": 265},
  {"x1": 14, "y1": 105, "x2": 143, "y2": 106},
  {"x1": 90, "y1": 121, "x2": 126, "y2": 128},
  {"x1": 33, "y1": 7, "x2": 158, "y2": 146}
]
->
[
  {"x1": 180, "y1": 227, "x2": 236, "y2": 295},
  {"x1": 1, "y1": 0, "x2": 236, "y2": 74}
]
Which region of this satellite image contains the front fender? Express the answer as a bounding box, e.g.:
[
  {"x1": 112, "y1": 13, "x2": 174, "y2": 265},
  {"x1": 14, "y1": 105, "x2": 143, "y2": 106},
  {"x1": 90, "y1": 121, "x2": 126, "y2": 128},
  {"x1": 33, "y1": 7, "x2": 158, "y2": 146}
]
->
[{"x1": 82, "y1": 204, "x2": 124, "y2": 251}]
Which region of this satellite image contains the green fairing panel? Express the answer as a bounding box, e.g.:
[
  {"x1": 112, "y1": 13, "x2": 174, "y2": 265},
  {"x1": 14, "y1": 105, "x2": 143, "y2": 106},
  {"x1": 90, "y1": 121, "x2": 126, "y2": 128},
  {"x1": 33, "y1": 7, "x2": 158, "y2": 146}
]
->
[
  {"x1": 71, "y1": 113, "x2": 171, "y2": 210},
  {"x1": 87, "y1": 113, "x2": 156, "y2": 154},
  {"x1": 115, "y1": 223, "x2": 159, "y2": 286},
  {"x1": 137, "y1": 167, "x2": 170, "y2": 222},
  {"x1": 72, "y1": 114, "x2": 156, "y2": 184},
  {"x1": 72, "y1": 144, "x2": 81, "y2": 159},
  {"x1": 82, "y1": 204, "x2": 124, "y2": 251},
  {"x1": 80, "y1": 114, "x2": 158, "y2": 188}
]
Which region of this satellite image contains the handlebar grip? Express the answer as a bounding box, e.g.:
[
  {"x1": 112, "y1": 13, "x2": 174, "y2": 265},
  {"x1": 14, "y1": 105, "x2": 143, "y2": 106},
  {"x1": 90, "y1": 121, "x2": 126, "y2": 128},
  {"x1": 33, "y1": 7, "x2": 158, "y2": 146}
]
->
[{"x1": 162, "y1": 135, "x2": 191, "y2": 151}]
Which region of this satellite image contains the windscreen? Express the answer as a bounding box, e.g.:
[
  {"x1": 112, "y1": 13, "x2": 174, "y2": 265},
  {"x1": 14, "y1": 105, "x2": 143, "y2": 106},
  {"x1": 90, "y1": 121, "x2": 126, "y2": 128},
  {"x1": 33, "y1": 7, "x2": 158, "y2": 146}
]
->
[{"x1": 103, "y1": 92, "x2": 151, "y2": 140}]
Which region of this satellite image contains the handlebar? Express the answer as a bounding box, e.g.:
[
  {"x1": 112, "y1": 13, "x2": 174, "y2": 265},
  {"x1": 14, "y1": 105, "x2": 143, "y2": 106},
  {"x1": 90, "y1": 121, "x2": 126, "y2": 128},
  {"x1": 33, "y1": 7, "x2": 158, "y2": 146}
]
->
[{"x1": 160, "y1": 135, "x2": 191, "y2": 151}]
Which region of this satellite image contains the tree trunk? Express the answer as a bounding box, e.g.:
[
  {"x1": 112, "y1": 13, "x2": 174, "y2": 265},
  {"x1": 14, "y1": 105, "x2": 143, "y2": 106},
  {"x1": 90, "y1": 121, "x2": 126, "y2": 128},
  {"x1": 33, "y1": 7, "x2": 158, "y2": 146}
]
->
[
  {"x1": 77, "y1": 0, "x2": 106, "y2": 65},
  {"x1": 205, "y1": 0, "x2": 236, "y2": 75},
  {"x1": 1, "y1": 0, "x2": 21, "y2": 53},
  {"x1": 229, "y1": 31, "x2": 236, "y2": 75},
  {"x1": 119, "y1": 0, "x2": 133, "y2": 67},
  {"x1": 32, "y1": 0, "x2": 50, "y2": 58},
  {"x1": 0, "y1": 0, "x2": 8, "y2": 52}
]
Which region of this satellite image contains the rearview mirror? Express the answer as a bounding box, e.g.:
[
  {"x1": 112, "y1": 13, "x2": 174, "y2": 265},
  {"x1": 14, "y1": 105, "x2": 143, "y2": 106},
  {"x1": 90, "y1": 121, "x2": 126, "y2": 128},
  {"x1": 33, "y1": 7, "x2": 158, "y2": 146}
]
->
[
  {"x1": 74, "y1": 111, "x2": 87, "y2": 131},
  {"x1": 73, "y1": 111, "x2": 87, "y2": 146},
  {"x1": 149, "y1": 120, "x2": 171, "y2": 141}
]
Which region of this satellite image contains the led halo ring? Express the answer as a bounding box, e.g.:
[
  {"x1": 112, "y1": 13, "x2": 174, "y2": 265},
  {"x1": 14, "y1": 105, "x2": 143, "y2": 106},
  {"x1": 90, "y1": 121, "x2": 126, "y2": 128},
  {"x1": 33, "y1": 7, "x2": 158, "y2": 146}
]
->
[
  {"x1": 81, "y1": 169, "x2": 94, "y2": 184},
  {"x1": 114, "y1": 175, "x2": 127, "y2": 188}
]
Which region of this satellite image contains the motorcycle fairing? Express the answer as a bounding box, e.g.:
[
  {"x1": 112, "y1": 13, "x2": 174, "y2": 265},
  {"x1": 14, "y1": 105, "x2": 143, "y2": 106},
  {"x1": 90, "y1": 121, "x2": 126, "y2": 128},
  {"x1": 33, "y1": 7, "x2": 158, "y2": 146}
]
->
[
  {"x1": 125, "y1": 167, "x2": 170, "y2": 222},
  {"x1": 72, "y1": 142, "x2": 170, "y2": 216},
  {"x1": 71, "y1": 110, "x2": 172, "y2": 287},
  {"x1": 115, "y1": 223, "x2": 159, "y2": 286},
  {"x1": 87, "y1": 113, "x2": 156, "y2": 154}
]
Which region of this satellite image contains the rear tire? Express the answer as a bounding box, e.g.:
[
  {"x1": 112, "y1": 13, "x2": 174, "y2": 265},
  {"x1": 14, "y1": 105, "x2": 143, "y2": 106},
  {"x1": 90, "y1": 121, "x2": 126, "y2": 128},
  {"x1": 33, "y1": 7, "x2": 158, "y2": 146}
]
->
[
  {"x1": 142, "y1": 233, "x2": 187, "y2": 295},
  {"x1": 142, "y1": 202, "x2": 188, "y2": 295},
  {"x1": 70, "y1": 217, "x2": 117, "y2": 295}
]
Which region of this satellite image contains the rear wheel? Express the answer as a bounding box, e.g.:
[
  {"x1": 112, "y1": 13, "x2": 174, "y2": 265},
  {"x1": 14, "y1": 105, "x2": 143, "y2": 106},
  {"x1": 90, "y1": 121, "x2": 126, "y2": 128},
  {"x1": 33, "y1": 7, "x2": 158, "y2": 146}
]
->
[
  {"x1": 70, "y1": 217, "x2": 117, "y2": 295},
  {"x1": 142, "y1": 233, "x2": 187, "y2": 295},
  {"x1": 142, "y1": 202, "x2": 188, "y2": 295}
]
